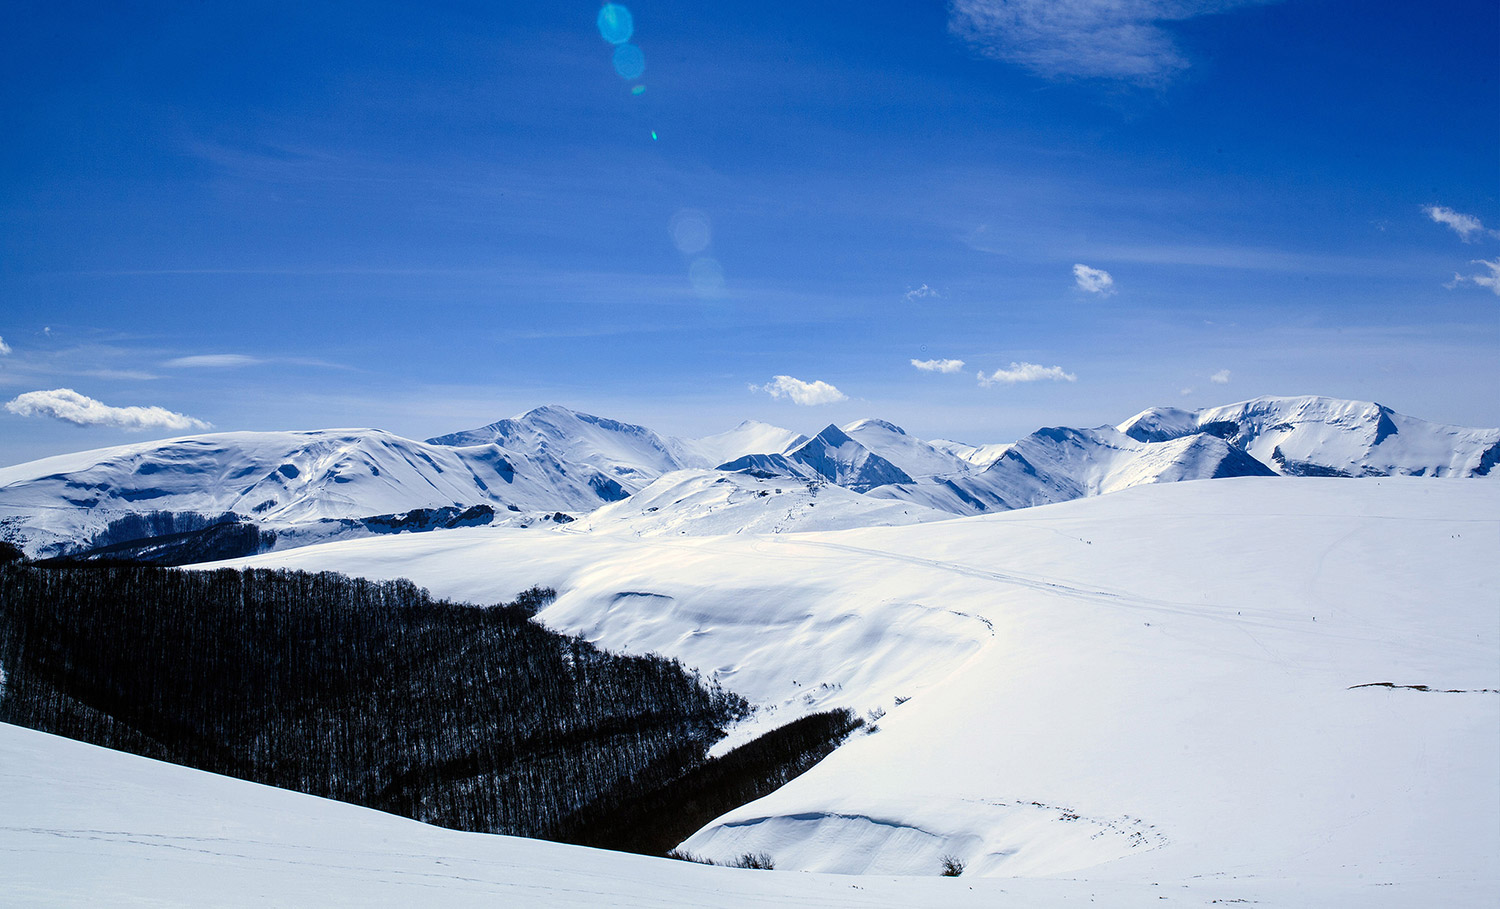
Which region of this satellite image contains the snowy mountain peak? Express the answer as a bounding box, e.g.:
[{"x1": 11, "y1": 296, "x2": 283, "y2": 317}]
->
[
  {"x1": 1118, "y1": 395, "x2": 1499, "y2": 478},
  {"x1": 427, "y1": 405, "x2": 686, "y2": 488},
  {"x1": 787, "y1": 426, "x2": 914, "y2": 492},
  {"x1": 842, "y1": 418, "x2": 907, "y2": 436},
  {"x1": 679, "y1": 420, "x2": 808, "y2": 468}
]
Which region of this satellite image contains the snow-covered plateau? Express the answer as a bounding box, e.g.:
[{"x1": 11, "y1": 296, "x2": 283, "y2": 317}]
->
[{"x1": 185, "y1": 476, "x2": 1500, "y2": 905}]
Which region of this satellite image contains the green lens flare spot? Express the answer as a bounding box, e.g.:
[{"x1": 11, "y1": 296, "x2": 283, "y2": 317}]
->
[
  {"x1": 631, "y1": 84, "x2": 646, "y2": 95},
  {"x1": 651, "y1": 130, "x2": 658, "y2": 141}
]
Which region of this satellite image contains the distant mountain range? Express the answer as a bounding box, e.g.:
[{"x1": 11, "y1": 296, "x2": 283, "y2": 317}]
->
[{"x1": 0, "y1": 395, "x2": 1494, "y2": 559}]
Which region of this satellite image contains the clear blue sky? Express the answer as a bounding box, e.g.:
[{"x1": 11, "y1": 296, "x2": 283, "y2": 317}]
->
[{"x1": 2, "y1": 0, "x2": 1497, "y2": 464}]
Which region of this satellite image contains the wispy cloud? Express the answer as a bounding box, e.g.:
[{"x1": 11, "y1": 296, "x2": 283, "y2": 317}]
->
[
  {"x1": 163, "y1": 354, "x2": 265, "y2": 368},
  {"x1": 911, "y1": 358, "x2": 966, "y2": 373},
  {"x1": 0, "y1": 335, "x2": 11, "y2": 356},
  {"x1": 1210, "y1": 368, "x2": 1231, "y2": 384},
  {"x1": 5, "y1": 388, "x2": 211, "y2": 431},
  {"x1": 1424, "y1": 205, "x2": 1495, "y2": 243},
  {"x1": 1073, "y1": 263, "x2": 1115, "y2": 294},
  {"x1": 749, "y1": 375, "x2": 848, "y2": 405},
  {"x1": 1445, "y1": 259, "x2": 1500, "y2": 296},
  {"x1": 949, "y1": 0, "x2": 1277, "y2": 84},
  {"x1": 977, "y1": 362, "x2": 1077, "y2": 386},
  {"x1": 905, "y1": 284, "x2": 940, "y2": 301}
]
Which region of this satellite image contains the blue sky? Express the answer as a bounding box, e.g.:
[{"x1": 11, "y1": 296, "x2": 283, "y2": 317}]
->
[{"x1": 2, "y1": 0, "x2": 1497, "y2": 464}]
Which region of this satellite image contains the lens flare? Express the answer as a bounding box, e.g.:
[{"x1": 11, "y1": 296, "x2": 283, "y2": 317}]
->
[
  {"x1": 670, "y1": 210, "x2": 712, "y2": 254},
  {"x1": 596, "y1": 4, "x2": 633, "y2": 45},
  {"x1": 631, "y1": 84, "x2": 646, "y2": 95},
  {"x1": 612, "y1": 43, "x2": 645, "y2": 79}
]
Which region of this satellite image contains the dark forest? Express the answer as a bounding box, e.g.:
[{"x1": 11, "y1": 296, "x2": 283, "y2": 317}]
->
[{"x1": 0, "y1": 561, "x2": 858, "y2": 854}]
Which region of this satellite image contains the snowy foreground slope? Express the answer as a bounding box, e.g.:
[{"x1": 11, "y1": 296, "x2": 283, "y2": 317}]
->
[
  {"x1": 4, "y1": 722, "x2": 1410, "y2": 909},
  {"x1": 218, "y1": 477, "x2": 1500, "y2": 905}
]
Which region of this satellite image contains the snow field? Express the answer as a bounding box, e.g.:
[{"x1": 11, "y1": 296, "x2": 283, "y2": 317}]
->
[{"x1": 215, "y1": 477, "x2": 1498, "y2": 903}]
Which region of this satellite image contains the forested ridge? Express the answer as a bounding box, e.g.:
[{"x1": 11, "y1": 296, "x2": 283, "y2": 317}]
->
[{"x1": 0, "y1": 561, "x2": 859, "y2": 854}]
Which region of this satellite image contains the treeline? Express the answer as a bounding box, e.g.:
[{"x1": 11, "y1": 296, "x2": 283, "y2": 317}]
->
[
  {"x1": 554, "y1": 707, "x2": 864, "y2": 855},
  {"x1": 0, "y1": 563, "x2": 755, "y2": 842},
  {"x1": 48, "y1": 505, "x2": 508, "y2": 567}
]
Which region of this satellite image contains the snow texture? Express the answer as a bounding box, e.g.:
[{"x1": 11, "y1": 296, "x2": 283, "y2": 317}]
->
[{"x1": 215, "y1": 477, "x2": 1499, "y2": 903}]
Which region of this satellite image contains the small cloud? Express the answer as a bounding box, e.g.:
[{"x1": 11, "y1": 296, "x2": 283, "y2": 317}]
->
[
  {"x1": 5, "y1": 388, "x2": 211, "y2": 431},
  {"x1": 949, "y1": 0, "x2": 1275, "y2": 85},
  {"x1": 1073, "y1": 263, "x2": 1115, "y2": 295},
  {"x1": 911, "y1": 358, "x2": 966, "y2": 374},
  {"x1": 749, "y1": 375, "x2": 848, "y2": 406},
  {"x1": 0, "y1": 335, "x2": 10, "y2": 355},
  {"x1": 905, "y1": 284, "x2": 940, "y2": 301},
  {"x1": 1445, "y1": 259, "x2": 1500, "y2": 296},
  {"x1": 977, "y1": 362, "x2": 1077, "y2": 387},
  {"x1": 1424, "y1": 205, "x2": 1494, "y2": 243},
  {"x1": 1180, "y1": 387, "x2": 1195, "y2": 396},
  {"x1": 163, "y1": 354, "x2": 264, "y2": 368},
  {"x1": 1210, "y1": 369, "x2": 1231, "y2": 384}
]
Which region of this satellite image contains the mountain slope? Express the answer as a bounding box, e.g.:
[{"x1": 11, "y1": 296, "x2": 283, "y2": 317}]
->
[
  {"x1": 679, "y1": 421, "x2": 808, "y2": 468},
  {"x1": 6, "y1": 719, "x2": 1287, "y2": 907},
  {"x1": 428, "y1": 405, "x2": 690, "y2": 489},
  {"x1": 840, "y1": 419, "x2": 974, "y2": 481},
  {"x1": 868, "y1": 425, "x2": 1275, "y2": 515},
  {"x1": 782, "y1": 425, "x2": 915, "y2": 492},
  {"x1": 0, "y1": 429, "x2": 624, "y2": 558},
  {"x1": 578, "y1": 469, "x2": 949, "y2": 537},
  {"x1": 1118, "y1": 395, "x2": 1500, "y2": 478}
]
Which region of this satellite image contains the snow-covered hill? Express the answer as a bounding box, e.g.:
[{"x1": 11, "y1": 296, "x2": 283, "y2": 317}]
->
[
  {"x1": 578, "y1": 469, "x2": 949, "y2": 537},
  {"x1": 218, "y1": 477, "x2": 1498, "y2": 901},
  {"x1": 839, "y1": 419, "x2": 974, "y2": 481},
  {"x1": 7, "y1": 719, "x2": 1371, "y2": 908},
  {"x1": 0, "y1": 428, "x2": 624, "y2": 558},
  {"x1": 428, "y1": 405, "x2": 690, "y2": 489},
  {"x1": 1119, "y1": 395, "x2": 1500, "y2": 478}
]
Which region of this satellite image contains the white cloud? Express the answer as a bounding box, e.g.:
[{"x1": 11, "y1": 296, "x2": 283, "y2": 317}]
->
[
  {"x1": 163, "y1": 354, "x2": 264, "y2": 368},
  {"x1": 905, "y1": 284, "x2": 940, "y2": 301},
  {"x1": 0, "y1": 335, "x2": 10, "y2": 355},
  {"x1": 1073, "y1": 263, "x2": 1115, "y2": 294},
  {"x1": 1180, "y1": 387, "x2": 1195, "y2": 396},
  {"x1": 1445, "y1": 259, "x2": 1500, "y2": 296},
  {"x1": 977, "y1": 362, "x2": 1077, "y2": 386},
  {"x1": 749, "y1": 375, "x2": 848, "y2": 406},
  {"x1": 949, "y1": 0, "x2": 1275, "y2": 84},
  {"x1": 4, "y1": 388, "x2": 211, "y2": 431},
  {"x1": 1210, "y1": 368, "x2": 1231, "y2": 384},
  {"x1": 1424, "y1": 205, "x2": 1493, "y2": 243},
  {"x1": 911, "y1": 358, "x2": 966, "y2": 373}
]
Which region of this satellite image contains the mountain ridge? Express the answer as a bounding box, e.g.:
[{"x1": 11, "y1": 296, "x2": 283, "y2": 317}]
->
[{"x1": 2, "y1": 395, "x2": 1494, "y2": 557}]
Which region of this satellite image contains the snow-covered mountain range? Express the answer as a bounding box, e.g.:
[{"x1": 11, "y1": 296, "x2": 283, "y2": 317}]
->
[{"x1": 1, "y1": 395, "x2": 1495, "y2": 558}]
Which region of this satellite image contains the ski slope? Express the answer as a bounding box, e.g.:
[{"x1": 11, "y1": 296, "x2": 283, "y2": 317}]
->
[{"x1": 215, "y1": 476, "x2": 1500, "y2": 903}]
